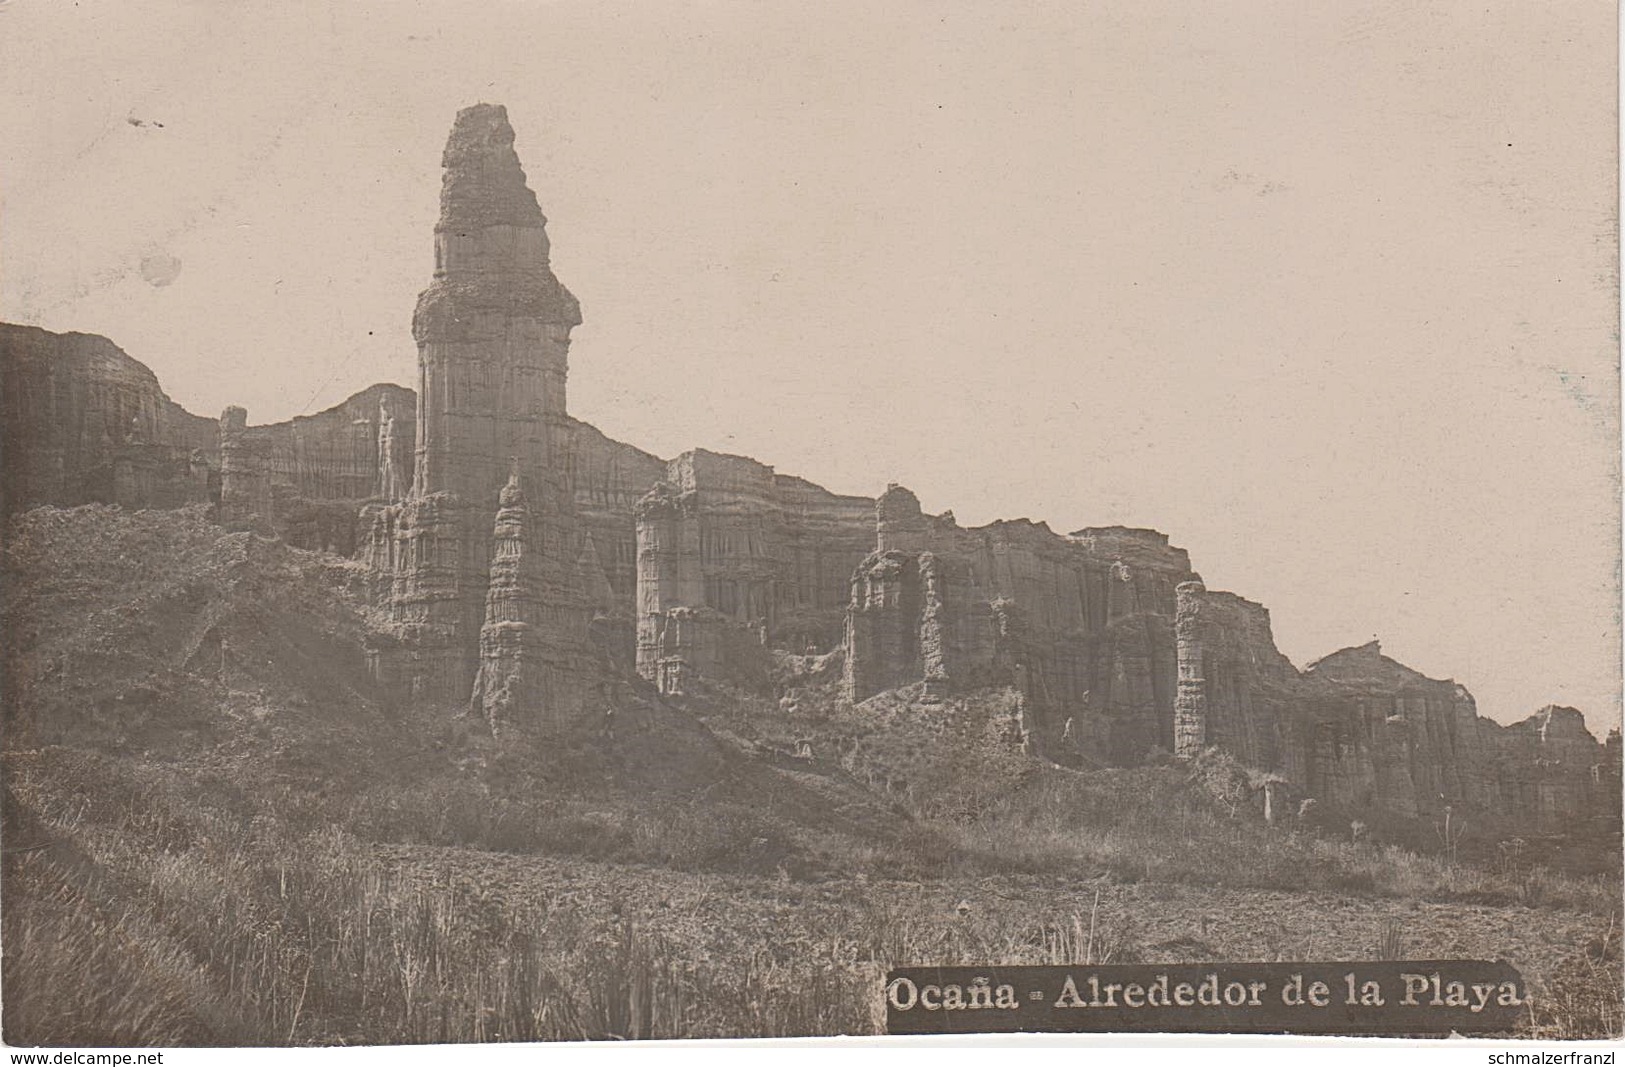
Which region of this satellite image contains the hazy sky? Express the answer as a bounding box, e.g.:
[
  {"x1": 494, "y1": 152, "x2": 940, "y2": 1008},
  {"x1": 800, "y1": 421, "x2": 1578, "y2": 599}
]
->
[{"x1": 2, "y1": 1, "x2": 1618, "y2": 732}]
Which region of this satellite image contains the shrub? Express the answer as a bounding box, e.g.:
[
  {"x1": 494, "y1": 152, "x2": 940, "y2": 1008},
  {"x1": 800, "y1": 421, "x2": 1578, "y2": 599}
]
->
[{"x1": 1187, "y1": 748, "x2": 1252, "y2": 819}]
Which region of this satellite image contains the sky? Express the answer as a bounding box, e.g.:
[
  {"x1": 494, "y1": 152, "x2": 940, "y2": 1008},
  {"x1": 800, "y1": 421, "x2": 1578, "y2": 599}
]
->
[{"x1": 1, "y1": 0, "x2": 1618, "y2": 732}]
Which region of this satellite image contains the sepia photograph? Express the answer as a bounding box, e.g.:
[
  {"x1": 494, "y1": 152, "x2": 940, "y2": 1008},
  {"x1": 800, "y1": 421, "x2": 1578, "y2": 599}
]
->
[{"x1": 0, "y1": 0, "x2": 1620, "y2": 1050}]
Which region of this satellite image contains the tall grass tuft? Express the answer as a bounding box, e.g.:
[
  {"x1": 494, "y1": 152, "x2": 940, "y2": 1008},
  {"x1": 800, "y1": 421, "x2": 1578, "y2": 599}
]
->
[{"x1": 1374, "y1": 920, "x2": 1403, "y2": 961}]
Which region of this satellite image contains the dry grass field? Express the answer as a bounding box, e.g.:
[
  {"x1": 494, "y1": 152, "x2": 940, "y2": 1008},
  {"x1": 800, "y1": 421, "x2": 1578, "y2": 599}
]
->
[{"x1": 3, "y1": 507, "x2": 1619, "y2": 1044}]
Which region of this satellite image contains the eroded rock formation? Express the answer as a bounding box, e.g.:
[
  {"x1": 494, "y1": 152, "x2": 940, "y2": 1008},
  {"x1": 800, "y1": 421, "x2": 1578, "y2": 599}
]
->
[
  {"x1": 0, "y1": 323, "x2": 416, "y2": 553},
  {"x1": 217, "y1": 406, "x2": 272, "y2": 531},
  {"x1": 1173, "y1": 579, "x2": 1208, "y2": 759},
  {"x1": 841, "y1": 489, "x2": 1619, "y2": 835},
  {"x1": 570, "y1": 419, "x2": 666, "y2": 605},
  {"x1": 2, "y1": 102, "x2": 1614, "y2": 840},
  {"x1": 468, "y1": 464, "x2": 545, "y2": 731},
  {"x1": 220, "y1": 383, "x2": 418, "y2": 552},
  {"x1": 0, "y1": 325, "x2": 216, "y2": 519},
  {"x1": 204, "y1": 384, "x2": 420, "y2": 551},
  {"x1": 363, "y1": 103, "x2": 594, "y2": 719},
  {"x1": 633, "y1": 449, "x2": 872, "y2": 695},
  {"x1": 845, "y1": 484, "x2": 1195, "y2": 764}
]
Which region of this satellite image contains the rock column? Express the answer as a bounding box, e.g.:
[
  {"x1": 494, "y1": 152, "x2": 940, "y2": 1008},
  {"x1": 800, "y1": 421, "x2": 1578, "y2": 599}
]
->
[
  {"x1": 1174, "y1": 579, "x2": 1208, "y2": 759},
  {"x1": 218, "y1": 406, "x2": 271, "y2": 531},
  {"x1": 470, "y1": 465, "x2": 544, "y2": 729},
  {"x1": 376, "y1": 398, "x2": 401, "y2": 502},
  {"x1": 387, "y1": 103, "x2": 590, "y2": 711},
  {"x1": 917, "y1": 552, "x2": 950, "y2": 700},
  {"x1": 635, "y1": 481, "x2": 707, "y2": 693}
]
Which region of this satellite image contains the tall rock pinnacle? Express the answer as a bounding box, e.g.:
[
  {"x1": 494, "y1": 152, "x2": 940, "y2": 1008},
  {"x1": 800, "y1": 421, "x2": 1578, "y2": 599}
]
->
[
  {"x1": 410, "y1": 102, "x2": 579, "y2": 502},
  {"x1": 414, "y1": 103, "x2": 580, "y2": 343},
  {"x1": 384, "y1": 103, "x2": 591, "y2": 714}
]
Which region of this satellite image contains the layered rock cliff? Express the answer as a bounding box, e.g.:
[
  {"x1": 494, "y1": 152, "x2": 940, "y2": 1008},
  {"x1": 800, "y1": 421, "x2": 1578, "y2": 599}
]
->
[
  {"x1": 0, "y1": 325, "x2": 217, "y2": 519},
  {"x1": 633, "y1": 449, "x2": 873, "y2": 695},
  {"x1": 14, "y1": 315, "x2": 1604, "y2": 837},
  {"x1": 845, "y1": 485, "x2": 1195, "y2": 764},
  {"x1": 3, "y1": 102, "x2": 1614, "y2": 845},
  {"x1": 1140, "y1": 580, "x2": 1617, "y2": 836},
  {"x1": 569, "y1": 419, "x2": 667, "y2": 607},
  {"x1": 0, "y1": 322, "x2": 419, "y2": 555},
  {"x1": 839, "y1": 488, "x2": 1619, "y2": 837},
  {"x1": 217, "y1": 383, "x2": 417, "y2": 553}
]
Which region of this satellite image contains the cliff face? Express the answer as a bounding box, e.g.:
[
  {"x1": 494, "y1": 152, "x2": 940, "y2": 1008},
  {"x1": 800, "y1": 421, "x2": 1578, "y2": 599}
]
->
[
  {"x1": 1291, "y1": 640, "x2": 1500, "y2": 819},
  {"x1": 633, "y1": 449, "x2": 873, "y2": 695},
  {"x1": 4, "y1": 103, "x2": 1613, "y2": 844},
  {"x1": 0, "y1": 323, "x2": 418, "y2": 555},
  {"x1": 262, "y1": 384, "x2": 415, "y2": 506},
  {"x1": 216, "y1": 384, "x2": 417, "y2": 553},
  {"x1": 840, "y1": 492, "x2": 1619, "y2": 836},
  {"x1": 1167, "y1": 588, "x2": 1620, "y2": 836},
  {"x1": 845, "y1": 485, "x2": 1196, "y2": 764},
  {"x1": 1481, "y1": 705, "x2": 1617, "y2": 836},
  {"x1": 570, "y1": 419, "x2": 667, "y2": 608},
  {"x1": 0, "y1": 325, "x2": 217, "y2": 518}
]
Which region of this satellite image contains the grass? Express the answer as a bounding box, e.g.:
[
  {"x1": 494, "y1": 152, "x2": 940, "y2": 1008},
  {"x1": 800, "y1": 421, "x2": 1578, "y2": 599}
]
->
[
  {"x1": 934, "y1": 764, "x2": 1620, "y2": 915},
  {"x1": 7, "y1": 742, "x2": 1620, "y2": 1045},
  {"x1": 3, "y1": 715, "x2": 1617, "y2": 1045},
  {"x1": 3, "y1": 506, "x2": 1618, "y2": 1043},
  {"x1": 5, "y1": 806, "x2": 1156, "y2": 1044},
  {"x1": 1521, "y1": 915, "x2": 1624, "y2": 1040},
  {"x1": 5, "y1": 820, "x2": 875, "y2": 1044},
  {"x1": 2, "y1": 882, "x2": 235, "y2": 1046}
]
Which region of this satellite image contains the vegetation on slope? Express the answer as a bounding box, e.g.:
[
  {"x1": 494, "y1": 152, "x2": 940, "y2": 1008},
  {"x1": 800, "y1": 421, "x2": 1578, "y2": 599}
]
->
[{"x1": 2, "y1": 505, "x2": 1619, "y2": 1043}]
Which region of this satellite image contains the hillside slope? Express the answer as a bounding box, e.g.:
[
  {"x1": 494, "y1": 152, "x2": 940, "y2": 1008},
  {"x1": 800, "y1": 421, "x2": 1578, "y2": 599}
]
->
[{"x1": 2, "y1": 505, "x2": 1618, "y2": 1042}]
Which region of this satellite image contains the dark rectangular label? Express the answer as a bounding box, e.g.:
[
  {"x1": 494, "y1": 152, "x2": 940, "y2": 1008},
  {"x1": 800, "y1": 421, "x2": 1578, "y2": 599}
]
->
[{"x1": 884, "y1": 960, "x2": 1527, "y2": 1036}]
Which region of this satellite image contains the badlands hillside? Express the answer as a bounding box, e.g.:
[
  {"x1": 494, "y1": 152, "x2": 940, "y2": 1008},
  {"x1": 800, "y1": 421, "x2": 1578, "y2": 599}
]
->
[{"x1": 2, "y1": 504, "x2": 1618, "y2": 1043}]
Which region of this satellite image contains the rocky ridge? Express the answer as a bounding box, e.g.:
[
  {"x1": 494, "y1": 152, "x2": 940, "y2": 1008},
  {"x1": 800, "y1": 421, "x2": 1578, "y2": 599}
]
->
[{"x1": 0, "y1": 102, "x2": 1616, "y2": 845}]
